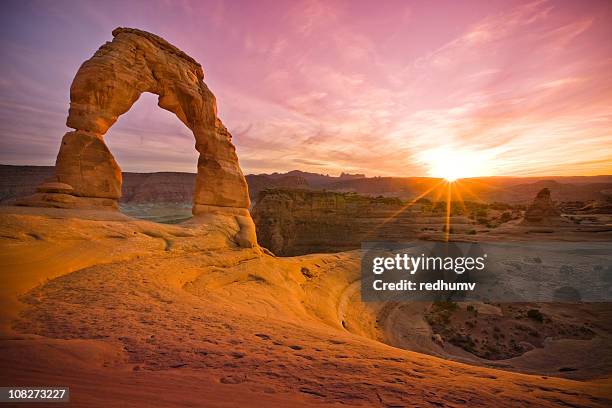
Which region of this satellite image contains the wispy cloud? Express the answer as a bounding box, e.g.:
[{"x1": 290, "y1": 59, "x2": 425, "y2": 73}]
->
[{"x1": 0, "y1": 0, "x2": 610, "y2": 176}]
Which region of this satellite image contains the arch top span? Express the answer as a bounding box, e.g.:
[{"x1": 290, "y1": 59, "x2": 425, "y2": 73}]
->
[
  {"x1": 19, "y1": 27, "x2": 256, "y2": 247},
  {"x1": 67, "y1": 27, "x2": 210, "y2": 136}
]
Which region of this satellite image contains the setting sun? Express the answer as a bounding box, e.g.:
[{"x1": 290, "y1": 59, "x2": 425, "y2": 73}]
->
[{"x1": 421, "y1": 147, "x2": 494, "y2": 182}]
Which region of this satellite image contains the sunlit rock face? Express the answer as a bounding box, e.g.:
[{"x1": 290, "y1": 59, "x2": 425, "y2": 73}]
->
[
  {"x1": 17, "y1": 27, "x2": 256, "y2": 246},
  {"x1": 252, "y1": 189, "x2": 419, "y2": 255},
  {"x1": 521, "y1": 188, "x2": 563, "y2": 225}
]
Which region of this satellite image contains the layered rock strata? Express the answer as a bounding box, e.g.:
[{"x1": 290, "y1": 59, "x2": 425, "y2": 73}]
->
[{"x1": 252, "y1": 189, "x2": 423, "y2": 255}]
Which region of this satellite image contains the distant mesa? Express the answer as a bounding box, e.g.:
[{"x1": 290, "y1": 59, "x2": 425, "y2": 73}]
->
[
  {"x1": 246, "y1": 174, "x2": 310, "y2": 199},
  {"x1": 15, "y1": 27, "x2": 256, "y2": 247},
  {"x1": 521, "y1": 188, "x2": 564, "y2": 225},
  {"x1": 339, "y1": 172, "x2": 366, "y2": 180},
  {"x1": 4, "y1": 166, "x2": 612, "y2": 209}
]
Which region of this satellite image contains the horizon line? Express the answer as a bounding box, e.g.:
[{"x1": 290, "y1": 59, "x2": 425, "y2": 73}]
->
[{"x1": 1, "y1": 163, "x2": 610, "y2": 180}]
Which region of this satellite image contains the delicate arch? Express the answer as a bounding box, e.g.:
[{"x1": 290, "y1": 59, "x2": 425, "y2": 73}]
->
[
  {"x1": 55, "y1": 27, "x2": 250, "y2": 212},
  {"x1": 21, "y1": 28, "x2": 256, "y2": 247}
]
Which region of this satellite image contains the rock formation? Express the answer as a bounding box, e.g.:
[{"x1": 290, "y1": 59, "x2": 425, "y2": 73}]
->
[
  {"x1": 578, "y1": 197, "x2": 612, "y2": 214},
  {"x1": 16, "y1": 28, "x2": 256, "y2": 246},
  {"x1": 252, "y1": 188, "x2": 421, "y2": 255},
  {"x1": 521, "y1": 188, "x2": 564, "y2": 225}
]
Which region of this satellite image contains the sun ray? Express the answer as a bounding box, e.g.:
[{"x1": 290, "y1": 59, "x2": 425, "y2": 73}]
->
[
  {"x1": 454, "y1": 180, "x2": 484, "y2": 203},
  {"x1": 363, "y1": 179, "x2": 446, "y2": 240},
  {"x1": 432, "y1": 181, "x2": 447, "y2": 203},
  {"x1": 445, "y1": 181, "x2": 452, "y2": 242},
  {"x1": 452, "y1": 181, "x2": 469, "y2": 214}
]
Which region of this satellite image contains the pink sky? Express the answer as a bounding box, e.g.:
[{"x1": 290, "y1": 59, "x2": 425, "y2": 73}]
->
[{"x1": 0, "y1": 0, "x2": 611, "y2": 176}]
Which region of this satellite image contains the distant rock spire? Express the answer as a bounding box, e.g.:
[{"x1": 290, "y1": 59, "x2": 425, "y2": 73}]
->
[{"x1": 521, "y1": 188, "x2": 563, "y2": 225}]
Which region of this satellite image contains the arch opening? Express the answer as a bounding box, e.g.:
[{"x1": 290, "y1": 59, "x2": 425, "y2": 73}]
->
[{"x1": 106, "y1": 92, "x2": 197, "y2": 224}]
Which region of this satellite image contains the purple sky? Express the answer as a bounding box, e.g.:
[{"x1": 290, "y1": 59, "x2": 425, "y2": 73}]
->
[{"x1": 0, "y1": 0, "x2": 611, "y2": 177}]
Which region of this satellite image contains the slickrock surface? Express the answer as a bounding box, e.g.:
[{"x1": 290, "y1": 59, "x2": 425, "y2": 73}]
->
[{"x1": 1, "y1": 206, "x2": 610, "y2": 407}]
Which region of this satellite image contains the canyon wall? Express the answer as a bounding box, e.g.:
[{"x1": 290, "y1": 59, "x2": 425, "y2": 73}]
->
[{"x1": 251, "y1": 189, "x2": 422, "y2": 255}]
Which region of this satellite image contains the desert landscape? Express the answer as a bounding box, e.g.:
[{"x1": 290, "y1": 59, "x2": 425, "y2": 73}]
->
[
  {"x1": 2, "y1": 1, "x2": 612, "y2": 407},
  {"x1": 2, "y1": 202, "x2": 612, "y2": 407}
]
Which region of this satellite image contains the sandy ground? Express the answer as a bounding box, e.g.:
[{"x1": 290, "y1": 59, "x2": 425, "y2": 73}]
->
[{"x1": 1, "y1": 206, "x2": 611, "y2": 407}]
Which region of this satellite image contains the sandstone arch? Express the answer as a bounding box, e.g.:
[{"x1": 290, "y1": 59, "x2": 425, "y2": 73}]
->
[{"x1": 21, "y1": 28, "x2": 256, "y2": 247}]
